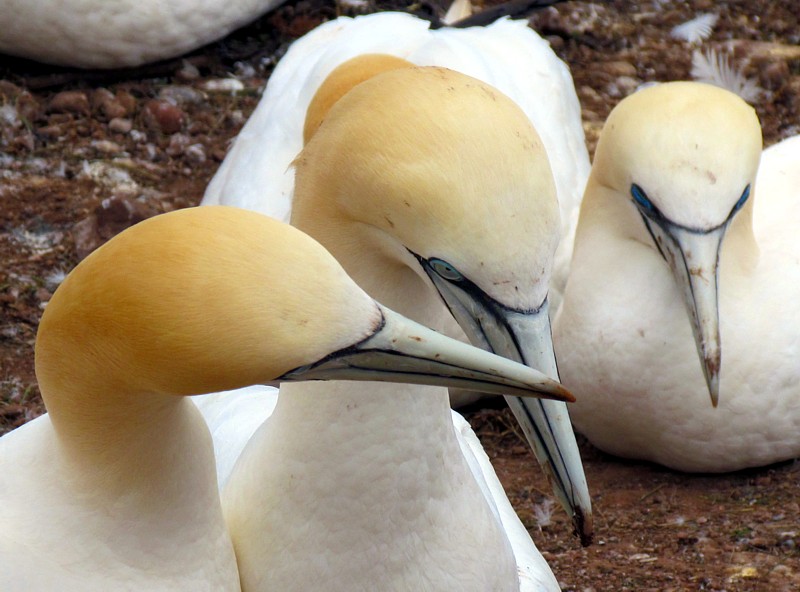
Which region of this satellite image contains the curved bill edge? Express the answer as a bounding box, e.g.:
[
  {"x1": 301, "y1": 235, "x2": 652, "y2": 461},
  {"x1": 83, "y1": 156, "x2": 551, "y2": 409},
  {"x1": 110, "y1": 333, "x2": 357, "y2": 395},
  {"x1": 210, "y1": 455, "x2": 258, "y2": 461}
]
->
[{"x1": 276, "y1": 305, "x2": 574, "y2": 403}]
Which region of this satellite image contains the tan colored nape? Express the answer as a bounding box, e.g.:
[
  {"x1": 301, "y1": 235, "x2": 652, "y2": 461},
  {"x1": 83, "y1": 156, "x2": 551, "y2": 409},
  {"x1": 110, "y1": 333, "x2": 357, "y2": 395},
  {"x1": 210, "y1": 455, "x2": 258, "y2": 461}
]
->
[{"x1": 302, "y1": 54, "x2": 413, "y2": 144}]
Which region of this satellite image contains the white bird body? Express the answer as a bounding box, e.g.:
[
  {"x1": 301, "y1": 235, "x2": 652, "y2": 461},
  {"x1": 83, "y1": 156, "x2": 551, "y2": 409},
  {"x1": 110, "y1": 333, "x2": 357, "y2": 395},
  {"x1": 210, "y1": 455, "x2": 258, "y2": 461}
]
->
[
  {"x1": 217, "y1": 65, "x2": 580, "y2": 590},
  {"x1": 202, "y1": 11, "x2": 593, "y2": 547},
  {"x1": 203, "y1": 11, "x2": 590, "y2": 305},
  {"x1": 225, "y1": 381, "x2": 560, "y2": 592},
  {"x1": 197, "y1": 384, "x2": 559, "y2": 591},
  {"x1": 0, "y1": 0, "x2": 284, "y2": 68},
  {"x1": 1, "y1": 206, "x2": 570, "y2": 590},
  {"x1": 555, "y1": 82, "x2": 800, "y2": 472},
  {"x1": 0, "y1": 402, "x2": 237, "y2": 592},
  {"x1": 451, "y1": 411, "x2": 561, "y2": 591},
  {"x1": 192, "y1": 385, "x2": 278, "y2": 489}
]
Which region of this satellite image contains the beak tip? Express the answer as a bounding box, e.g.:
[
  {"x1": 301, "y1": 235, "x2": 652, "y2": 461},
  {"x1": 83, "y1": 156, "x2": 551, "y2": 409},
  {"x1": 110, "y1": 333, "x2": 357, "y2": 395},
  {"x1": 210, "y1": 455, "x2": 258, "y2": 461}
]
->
[
  {"x1": 704, "y1": 355, "x2": 721, "y2": 408},
  {"x1": 558, "y1": 384, "x2": 576, "y2": 403},
  {"x1": 574, "y1": 510, "x2": 594, "y2": 547},
  {"x1": 709, "y1": 386, "x2": 720, "y2": 408}
]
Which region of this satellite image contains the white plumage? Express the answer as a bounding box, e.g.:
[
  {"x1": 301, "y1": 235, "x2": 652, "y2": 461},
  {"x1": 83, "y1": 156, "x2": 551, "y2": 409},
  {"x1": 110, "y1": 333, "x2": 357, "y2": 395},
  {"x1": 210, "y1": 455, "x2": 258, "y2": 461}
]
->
[
  {"x1": 207, "y1": 60, "x2": 584, "y2": 590},
  {"x1": 202, "y1": 13, "x2": 593, "y2": 544},
  {"x1": 1, "y1": 206, "x2": 567, "y2": 590},
  {"x1": 203, "y1": 11, "x2": 590, "y2": 307},
  {"x1": 556, "y1": 81, "x2": 800, "y2": 472},
  {"x1": 0, "y1": 0, "x2": 285, "y2": 68}
]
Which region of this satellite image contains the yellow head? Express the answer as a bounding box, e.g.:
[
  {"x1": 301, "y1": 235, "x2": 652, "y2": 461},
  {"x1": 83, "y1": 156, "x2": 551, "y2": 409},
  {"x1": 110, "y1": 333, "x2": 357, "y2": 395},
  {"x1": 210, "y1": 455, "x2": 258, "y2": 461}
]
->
[
  {"x1": 303, "y1": 54, "x2": 413, "y2": 145},
  {"x1": 590, "y1": 81, "x2": 762, "y2": 233},
  {"x1": 35, "y1": 207, "x2": 380, "y2": 406},
  {"x1": 293, "y1": 65, "x2": 560, "y2": 312}
]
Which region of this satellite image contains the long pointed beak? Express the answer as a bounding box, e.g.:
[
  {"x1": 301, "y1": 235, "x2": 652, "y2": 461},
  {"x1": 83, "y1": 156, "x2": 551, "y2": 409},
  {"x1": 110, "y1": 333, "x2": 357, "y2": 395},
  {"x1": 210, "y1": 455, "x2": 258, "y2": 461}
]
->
[
  {"x1": 277, "y1": 305, "x2": 574, "y2": 402},
  {"x1": 425, "y1": 269, "x2": 593, "y2": 546},
  {"x1": 646, "y1": 220, "x2": 724, "y2": 407}
]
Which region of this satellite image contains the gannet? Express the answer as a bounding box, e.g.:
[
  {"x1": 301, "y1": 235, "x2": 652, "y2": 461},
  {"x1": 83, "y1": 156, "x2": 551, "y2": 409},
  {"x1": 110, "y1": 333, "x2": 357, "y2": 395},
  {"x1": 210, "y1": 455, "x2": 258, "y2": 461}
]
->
[
  {"x1": 203, "y1": 10, "x2": 591, "y2": 307},
  {"x1": 0, "y1": 0, "x2": 285, "y2": 68},
  {"x1": 0, "y1": 206, "x2": 571, "y2": 591},
  {"x1": 219, "y1": 65, "x2": 586, "y2": 591},
  {"x1": 202, "y1": 9, "x2": 593, "y2": 543},
  {"x1": 555, "y1": 82, "x2": 800, "y2": 472}
]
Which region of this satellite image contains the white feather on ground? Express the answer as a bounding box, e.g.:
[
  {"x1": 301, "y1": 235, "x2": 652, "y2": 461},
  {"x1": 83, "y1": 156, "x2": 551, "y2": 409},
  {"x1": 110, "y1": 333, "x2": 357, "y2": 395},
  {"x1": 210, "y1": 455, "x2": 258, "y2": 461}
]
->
[
  {"x1": 670, "y1": 13, "x2": 718, "y2": 44},
  {"x1": 691, "y1": 47, "x2": 762, "y2": 103}
]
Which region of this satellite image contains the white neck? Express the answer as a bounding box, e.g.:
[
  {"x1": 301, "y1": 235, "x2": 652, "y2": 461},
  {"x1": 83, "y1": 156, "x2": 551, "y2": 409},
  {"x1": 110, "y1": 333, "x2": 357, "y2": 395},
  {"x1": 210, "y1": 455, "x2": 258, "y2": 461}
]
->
[
  {"x1": 4, "y1": 393, "x2": 240, "y2": 591},
  {"x1": 223, "y1": 233, "x2": 520, "y2": 591}
]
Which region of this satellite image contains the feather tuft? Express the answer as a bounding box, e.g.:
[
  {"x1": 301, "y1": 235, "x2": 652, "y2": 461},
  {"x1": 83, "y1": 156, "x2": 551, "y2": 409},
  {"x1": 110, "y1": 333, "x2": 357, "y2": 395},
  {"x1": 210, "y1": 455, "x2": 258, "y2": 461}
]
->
[
  {"x1": 691, "y1": 47, "x2": 762, "y2": 103},
  {"x1": 671, "y1": 13, "x2": 718, "y2": 43}
]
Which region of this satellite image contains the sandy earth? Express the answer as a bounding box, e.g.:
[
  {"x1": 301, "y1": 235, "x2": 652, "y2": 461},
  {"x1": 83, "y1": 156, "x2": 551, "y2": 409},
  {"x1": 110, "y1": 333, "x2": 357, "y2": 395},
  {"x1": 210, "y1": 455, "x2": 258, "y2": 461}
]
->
[{"x1": 1, "y1": 0, "x2": 799, "y2": 590}]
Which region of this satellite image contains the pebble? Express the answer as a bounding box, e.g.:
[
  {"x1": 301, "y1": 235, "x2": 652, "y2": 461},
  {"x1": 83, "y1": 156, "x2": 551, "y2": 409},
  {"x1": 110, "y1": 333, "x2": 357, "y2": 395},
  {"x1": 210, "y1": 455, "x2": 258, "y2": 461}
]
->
[
  {"x1": 546, "y1": 35, "x2": 564, "y2": 51},
  {"x1": 78, "y1": 160, "x2": 138, "y2": 191},
  {"x1": 0, "y1": 80, "x2": 22, "y2": 99},
  {"x1": 175, "y1": 60, "x2": 200, "y2": 82},
  {"x1": 0, "y1": 104, "x2": 19, "y2": 127},
  {"x1": 16, "y1": 92, "x2": 41, "y2": 123},
  {"x1": 761, "y1": 60, "x2": 789, "y2": 90},
  {"x1": 159, "y1": 85, "x2": 206, "y2": 106},
  {"x1": 184, "y1": 143, "x2": 206, "y2": 164},
  {"x1": 143, "y1": 143, "x2": 158, "y2": 161},
  {"x1": 579, "y1": 84, "x2": 603, "y2": 104},
  {"x1": 228, "y1": 109, "x2": 246, "y2": 126},
  {"x1": 754, "y1": 474, "x2": 773, "y2": 486},
  {"x1": 143, "y1": 99, "x2": 184, "y2": 134},
  {"x1": 771, "y1": 564, "x2": 794, "y2": 577},
  {"x1": 603, "y1": 60, "x2": 638, "y2": 77},
  {"x1": 202, "y1": 78, "x2": 245, "y2": 93},
  {"x1": 37, "y1": 125, "x2": 63, "y2": 139},
  {"x1": 166, "y1": 132, "x2": 190, "y2": 156},
  {"x1": 91, "y1": 140, "x2": 122, "y2": 155},
  {"x1": 12, "y1": 133, "x2": 34, "y2": 151},
  {"x1": 108, "y1": 118, "x2": 133, "y2": 134},
  {"x1": 234, "y1": 61, "x2": 257, "y2": 79},
  {"x1": 748, "y1": 536, "x2": 769, "y2": 549},
  {"x1": 73, "y1": 196, "x2": 155, "y2": 259},
  {"x1": 115, "y1": 91, "x2": 137, "y2": 116},
  {"x1": 71, "y1": 217, "x2": 100, "y2": 260},
  {"x1": 779, "y1": 531, "x2": 796, "y2": 550},
  {"x1": 617, "y1": 75, "x2": 641, "y2": 95},
  {"x1": 211, "y1": 146, "x2": 229, "y2": 161},
  {"x1": 92, "y1": 88, "x2": 127, "y2": 120},
  {"x1": 48, "y1": 90, "x2": 90, "y2": 115},
  {"x1": 728, "y1": 39, "x2": 800, "y2": 62},
  {"x1": 129, "y1": 129, "x2": 147, "y2": 143}
]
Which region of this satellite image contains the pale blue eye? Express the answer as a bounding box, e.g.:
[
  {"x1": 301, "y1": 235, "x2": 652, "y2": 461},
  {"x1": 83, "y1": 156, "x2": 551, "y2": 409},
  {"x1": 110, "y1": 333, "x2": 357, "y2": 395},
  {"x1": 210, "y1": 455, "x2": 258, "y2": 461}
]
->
[
  {"x1": 631, "y1": 184, "x2": 655, "y2": 213},
  {"x1": 732, "y1": 184, "x2": 751, "y2": 213},
  {"x1": 430, "y1": 258, "x2": 464, "y2": 282}
]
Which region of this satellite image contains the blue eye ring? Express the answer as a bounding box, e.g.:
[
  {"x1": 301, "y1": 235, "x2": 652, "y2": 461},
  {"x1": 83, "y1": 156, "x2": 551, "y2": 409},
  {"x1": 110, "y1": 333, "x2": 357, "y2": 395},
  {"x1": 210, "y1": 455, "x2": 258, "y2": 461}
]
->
[
  {"x1": 429, "y1": 258, "x2": 464, "y2": 282},
  {"x1": 631, "y1": 183, "x2": 656, "y2": 213},
  {"x1": 732, "y1": 184, "x2": 751, "y2": 214}
]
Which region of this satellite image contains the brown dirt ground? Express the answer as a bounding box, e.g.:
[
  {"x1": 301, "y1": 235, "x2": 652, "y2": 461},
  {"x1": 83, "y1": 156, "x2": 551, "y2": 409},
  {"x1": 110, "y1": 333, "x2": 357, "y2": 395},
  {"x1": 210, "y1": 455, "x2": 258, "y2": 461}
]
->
[{"x1": 1, "y1": 0, "x2": 799, "y2": 590}]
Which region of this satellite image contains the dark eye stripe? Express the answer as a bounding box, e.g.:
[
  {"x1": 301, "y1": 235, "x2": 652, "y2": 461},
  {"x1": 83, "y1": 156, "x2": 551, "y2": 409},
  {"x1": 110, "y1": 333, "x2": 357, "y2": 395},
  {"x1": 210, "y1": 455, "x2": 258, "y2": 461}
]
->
[
  {"x1": 429, "y1": 258, "x2": 464, "y2": 282},
  {"x1": 732, "y1": 184, "x2": 751, "y2": 215},
  {"x1": 631, "y1": 183, "x2": 655, "y2": 213}
]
